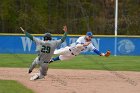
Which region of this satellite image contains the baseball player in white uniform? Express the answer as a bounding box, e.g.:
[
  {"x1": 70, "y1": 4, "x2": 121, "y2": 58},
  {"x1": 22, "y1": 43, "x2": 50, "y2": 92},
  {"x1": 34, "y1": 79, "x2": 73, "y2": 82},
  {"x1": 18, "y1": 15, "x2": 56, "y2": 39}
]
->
[
  {"x1": 20, "y1": 26, "x2": 67, "y2": 80},
  {"x1": 50, "y1": 32, "x2": 110, "y2": 63}
]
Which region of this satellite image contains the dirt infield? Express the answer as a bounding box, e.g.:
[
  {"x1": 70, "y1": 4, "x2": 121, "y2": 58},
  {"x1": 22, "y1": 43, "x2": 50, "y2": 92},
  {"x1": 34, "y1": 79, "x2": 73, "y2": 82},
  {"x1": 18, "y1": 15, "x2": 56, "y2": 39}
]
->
[{"x1": 0, "y1": 68, "x2": 140, "y2": 93}]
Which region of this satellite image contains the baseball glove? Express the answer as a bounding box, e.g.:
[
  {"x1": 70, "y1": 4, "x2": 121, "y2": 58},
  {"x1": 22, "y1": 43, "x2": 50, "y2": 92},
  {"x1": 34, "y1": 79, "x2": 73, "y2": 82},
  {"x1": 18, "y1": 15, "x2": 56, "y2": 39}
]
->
[{"x1": 105, "y1": 50, "x2": 111, "y2": 57}]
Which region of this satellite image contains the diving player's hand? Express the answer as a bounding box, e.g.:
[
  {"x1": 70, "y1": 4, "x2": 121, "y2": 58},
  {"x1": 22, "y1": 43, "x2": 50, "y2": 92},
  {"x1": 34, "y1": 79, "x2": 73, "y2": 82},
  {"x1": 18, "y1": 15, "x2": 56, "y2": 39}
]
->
[
  {"x1": 63, "y1": 25, "x2": 67, "y2": 32},
  {"x1": 20, "y1": 27, "x2": 25, "y2": 33},
  {"x1": 99, "y1": 50, "x2": 111, "y2": 57}
]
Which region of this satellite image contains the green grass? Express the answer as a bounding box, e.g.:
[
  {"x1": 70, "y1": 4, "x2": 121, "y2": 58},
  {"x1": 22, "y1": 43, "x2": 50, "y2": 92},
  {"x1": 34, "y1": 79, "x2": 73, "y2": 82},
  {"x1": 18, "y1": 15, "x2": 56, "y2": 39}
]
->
[
  {"x1": 0, "y1": 54, "x2": 36, "y2": 68},
  {"x1": 0, "y1": 54, "x2": 140, "y2": 71},
  {"x1": 0, "y1": 80, "x2": 34, "y2": 93}
]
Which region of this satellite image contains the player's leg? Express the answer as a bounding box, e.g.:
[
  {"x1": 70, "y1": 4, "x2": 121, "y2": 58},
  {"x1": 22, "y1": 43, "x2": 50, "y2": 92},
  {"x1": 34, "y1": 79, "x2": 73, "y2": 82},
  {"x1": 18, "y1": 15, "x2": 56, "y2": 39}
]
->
[
  {"x1": 28, "y1": 57, "x2": 39, "y2": 73},
  {"x1": 49, "y1": 47, "x2": 67, "y2": 63},
  {"x1": 30, "y1": 62, "x2": 48, "y2": 80},
  {"x1": 59, "y1": 55, "x2": 74, "y2": 60},
  {"x1": 39, "y1": 62, "x2": 48, "y2": 77},
  {"x1": 54, "y1": 46, "x2": 70, "y2": 55},
  {"x1": 50, "y1": 55, "x2": 74, "y2": 63},
  {"x1": 50, "y1": 47, "x2": 73, "y2": 63},
  {"x1": 50, "y1": 56, "x2": 60, "y2": 63}
]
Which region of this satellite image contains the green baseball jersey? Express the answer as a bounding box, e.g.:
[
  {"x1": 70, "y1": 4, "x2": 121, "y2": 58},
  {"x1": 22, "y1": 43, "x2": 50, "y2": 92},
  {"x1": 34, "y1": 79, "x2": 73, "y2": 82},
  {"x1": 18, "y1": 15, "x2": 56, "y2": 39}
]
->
[
  {"x1": 34, "y1": 38, "x2": 62, "y2": 62},
  {"x1": 24, "y1": 31, "x2": 67, "y2": 62}
]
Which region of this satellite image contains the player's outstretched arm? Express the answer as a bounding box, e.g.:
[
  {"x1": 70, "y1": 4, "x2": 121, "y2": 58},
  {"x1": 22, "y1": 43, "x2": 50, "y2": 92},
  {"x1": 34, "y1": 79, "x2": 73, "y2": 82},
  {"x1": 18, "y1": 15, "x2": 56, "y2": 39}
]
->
[
  {"x1": 61, "y1": 25, "x2": 68, "y2": 43},
  {"x1": 20, "y1": 27, "x2": 47, "y2": 45},
  {"x1": 93, "y1": 49, "x2": 111, "y2": 57},
  {"x1": 83, "y1": 42, "x2": 91, "y2": 46},
  {"x1": 76, "y1": 42, "x2": 91, "y2": 49},
  {"x1": 93, "y1": 49, "x2": 103, "y2": 56},
  {"x1": 20, "y1": 27, "x2": 33, "y2": 41}
]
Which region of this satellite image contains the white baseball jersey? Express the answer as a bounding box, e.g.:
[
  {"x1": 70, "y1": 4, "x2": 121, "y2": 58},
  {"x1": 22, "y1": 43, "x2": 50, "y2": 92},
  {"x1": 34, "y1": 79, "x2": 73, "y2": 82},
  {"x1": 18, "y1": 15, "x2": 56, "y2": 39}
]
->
[
  {"x1": 76, "y1": 36, "x2": 96, "y2": 50},
  {"x1": 54, "y1": 36, "x2": 97, "y2": 60}
]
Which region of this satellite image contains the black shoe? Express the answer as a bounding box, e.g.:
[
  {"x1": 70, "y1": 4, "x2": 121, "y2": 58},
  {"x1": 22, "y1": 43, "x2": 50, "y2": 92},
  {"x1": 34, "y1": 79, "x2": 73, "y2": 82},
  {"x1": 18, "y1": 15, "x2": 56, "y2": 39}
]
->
[
  {"x1": 28, "y1": 70, "x2": 32, "y2": 74},
  {"x1": 49, "y1": 59, "x2": 54, "y2": 64}
]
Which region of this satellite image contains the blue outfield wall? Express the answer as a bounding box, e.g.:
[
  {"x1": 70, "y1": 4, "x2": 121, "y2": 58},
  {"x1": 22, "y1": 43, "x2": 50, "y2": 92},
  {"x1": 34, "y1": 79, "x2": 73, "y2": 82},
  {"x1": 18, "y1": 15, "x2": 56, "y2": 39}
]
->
[{"x1": 0, "y1": 35, "x2": 140, "y2": 55}]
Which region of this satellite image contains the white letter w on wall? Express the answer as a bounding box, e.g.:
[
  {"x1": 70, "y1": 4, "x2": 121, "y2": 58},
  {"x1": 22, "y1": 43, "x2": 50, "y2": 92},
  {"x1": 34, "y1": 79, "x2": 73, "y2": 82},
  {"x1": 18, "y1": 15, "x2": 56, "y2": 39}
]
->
[{"x1": 21, "y1": 37, "x2": 32, "y2": 51}]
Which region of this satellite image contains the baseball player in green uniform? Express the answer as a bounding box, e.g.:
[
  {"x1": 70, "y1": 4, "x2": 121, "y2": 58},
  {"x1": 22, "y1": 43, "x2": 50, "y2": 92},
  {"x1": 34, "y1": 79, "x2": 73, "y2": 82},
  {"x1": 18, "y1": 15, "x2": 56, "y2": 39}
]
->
[{"x1": 20, "y1": 26, "x2": 67, "y2": 80}]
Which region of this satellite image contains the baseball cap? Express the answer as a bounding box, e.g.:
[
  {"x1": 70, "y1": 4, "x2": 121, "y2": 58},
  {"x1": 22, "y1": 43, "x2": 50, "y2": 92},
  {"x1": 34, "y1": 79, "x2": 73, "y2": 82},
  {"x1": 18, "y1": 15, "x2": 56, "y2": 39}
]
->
[
  {"x1": 44, "y1": 33, "x2": 52, "y2": 40},
  {"x1": 86, "y1": 32, "x2": 93, "y2": 37}
]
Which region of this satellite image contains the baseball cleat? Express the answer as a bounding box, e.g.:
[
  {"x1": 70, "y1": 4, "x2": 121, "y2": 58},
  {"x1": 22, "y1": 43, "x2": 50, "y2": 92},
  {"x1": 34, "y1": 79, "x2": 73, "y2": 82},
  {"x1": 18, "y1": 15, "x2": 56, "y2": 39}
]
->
[
  {"x1": 30, "y1": 73, "x2": 39, "y2": 81},
  {"x1": 30, "y1": 73, "x2": 45, "y2": 81},
  {"x1": 28, "y1": 70, "x2": 32, "y2": 74}
]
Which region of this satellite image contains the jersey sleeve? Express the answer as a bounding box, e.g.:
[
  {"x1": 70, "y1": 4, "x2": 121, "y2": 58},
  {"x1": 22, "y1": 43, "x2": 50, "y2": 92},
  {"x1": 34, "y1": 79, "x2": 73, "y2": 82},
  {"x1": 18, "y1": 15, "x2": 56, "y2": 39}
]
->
[
  {"x1": 76, "y1": 37, "x2": 82, "y2": 44},
  {"x1": 60, "y1": 32, "x2": 67, "y2": 43},
  {"x1": 89, "y1": 43, "x2": 96, "y2": 51},
  {"x1": 76, "y1": 36, "x2": 84, "y2": 44},
  {"x1": 33, "y1": 37, "x2": 45, "y2": 45},
  {"x1": 54, "y1": 32, "x2": 67, "y2": 47},
  {"x1": 90, "y1": 44, "x2": 102, "y2": 55},
  {"x1": 25, "y1": 31, "x2": 33, "y2": 40},
  {"x1": 55, "y1": 40, "x2": 62, "y2": 46},
  {"x1": 24, "y1": 31, "x2": 47, "y2": 45}
]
